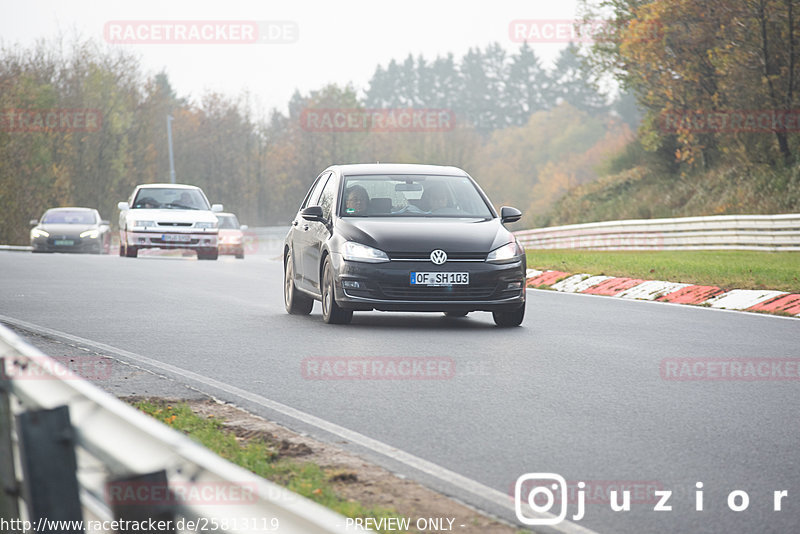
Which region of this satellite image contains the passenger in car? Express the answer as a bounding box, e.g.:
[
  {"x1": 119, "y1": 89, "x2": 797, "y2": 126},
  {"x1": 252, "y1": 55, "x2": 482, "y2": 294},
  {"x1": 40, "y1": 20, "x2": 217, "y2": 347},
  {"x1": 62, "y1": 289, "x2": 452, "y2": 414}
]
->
[{"x1": 344, "y1": 185, "x2": 369, "y2": 215}]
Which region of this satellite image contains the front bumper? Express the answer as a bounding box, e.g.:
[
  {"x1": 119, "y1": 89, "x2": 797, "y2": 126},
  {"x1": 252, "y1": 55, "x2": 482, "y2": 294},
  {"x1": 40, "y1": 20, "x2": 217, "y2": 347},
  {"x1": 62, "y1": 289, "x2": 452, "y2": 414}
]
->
[
  {"x1": 329, "y1": 253, "x2": 526, "y2": 312},
  {"x1": 31, "y1": 235, "x2": 102, "y2": 253},
  {"x1": 123, "y1": 230, "x2": 218, "y2": 249}
]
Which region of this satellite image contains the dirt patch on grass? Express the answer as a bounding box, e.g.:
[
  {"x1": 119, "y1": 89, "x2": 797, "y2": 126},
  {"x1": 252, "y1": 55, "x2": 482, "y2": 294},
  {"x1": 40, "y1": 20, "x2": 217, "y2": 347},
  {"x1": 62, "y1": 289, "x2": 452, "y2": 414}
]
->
[{"x1": 129, "y1": 396, "x2": 523, "y2": 533}]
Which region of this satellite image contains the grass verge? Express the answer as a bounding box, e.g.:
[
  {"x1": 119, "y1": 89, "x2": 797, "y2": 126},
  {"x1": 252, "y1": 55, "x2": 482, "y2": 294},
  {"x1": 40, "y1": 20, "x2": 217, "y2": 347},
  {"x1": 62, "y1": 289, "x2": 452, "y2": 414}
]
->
[
  {"x1": 526, "y1": 250, "x2": 800, "y2": 293},
  {"x1": 134, "y1": 400, "x2": 402, "y2": 532}
]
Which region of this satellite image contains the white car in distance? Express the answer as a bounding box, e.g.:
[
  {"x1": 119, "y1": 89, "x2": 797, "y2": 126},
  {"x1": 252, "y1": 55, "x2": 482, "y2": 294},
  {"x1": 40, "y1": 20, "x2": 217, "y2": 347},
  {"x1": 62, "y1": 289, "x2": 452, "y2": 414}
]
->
[{"x1": 118, "y1": 184, "x2": 223, "y2": 260}]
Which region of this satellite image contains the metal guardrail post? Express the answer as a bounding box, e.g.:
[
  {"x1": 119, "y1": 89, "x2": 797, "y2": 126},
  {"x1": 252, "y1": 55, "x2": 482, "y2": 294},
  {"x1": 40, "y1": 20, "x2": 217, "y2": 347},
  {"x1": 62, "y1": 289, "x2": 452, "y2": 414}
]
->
[
  {"x1": 107, "y1": 470, "x2": 176, "y2": 534},
  {"x1": 0, "y1": 358, "x2": 20, "y2": 522},
  {"x1": 16, "y1": 405, "x2": 84, "y2": 534}
]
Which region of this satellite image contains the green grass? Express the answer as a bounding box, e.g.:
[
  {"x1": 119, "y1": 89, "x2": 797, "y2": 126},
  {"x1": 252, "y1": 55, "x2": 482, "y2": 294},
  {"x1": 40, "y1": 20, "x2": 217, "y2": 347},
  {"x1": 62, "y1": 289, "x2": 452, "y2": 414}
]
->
[
  {"x1": 526, "y1": 250, "x2": 800, "y2": 293},
  {"x1": 135, "y1": 400, "x2": 402, "y2": 532}
]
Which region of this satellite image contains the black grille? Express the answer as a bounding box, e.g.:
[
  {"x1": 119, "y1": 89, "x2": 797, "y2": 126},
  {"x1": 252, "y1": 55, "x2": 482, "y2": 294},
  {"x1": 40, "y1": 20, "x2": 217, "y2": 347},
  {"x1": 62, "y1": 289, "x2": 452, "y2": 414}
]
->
[
  {"x1": 150, "y1": 237, "x2": 200, "y2": 245},
  {"x1": 157, "y1": 222, "x2": 193, "y2": 227},
  {"x1": 389, "y1": 251, "x2": 486, "y2": 261},
  {"x1": 379, "y1": 284, "x2": 497, "y2": 300}
]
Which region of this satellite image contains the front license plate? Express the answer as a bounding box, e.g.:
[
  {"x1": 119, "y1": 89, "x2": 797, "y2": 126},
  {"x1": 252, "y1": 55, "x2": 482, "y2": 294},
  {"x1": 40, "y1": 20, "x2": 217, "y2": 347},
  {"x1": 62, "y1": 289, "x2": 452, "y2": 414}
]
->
[
  {"x1": 410, "y1": 272, "x2": 469, "y2": 286},
  {"x1": 54, "y1": 240, "x2": 74, "y2": 246},
  {"x1": 162, "y1": 234, "x2": 192, "y2": 242}
]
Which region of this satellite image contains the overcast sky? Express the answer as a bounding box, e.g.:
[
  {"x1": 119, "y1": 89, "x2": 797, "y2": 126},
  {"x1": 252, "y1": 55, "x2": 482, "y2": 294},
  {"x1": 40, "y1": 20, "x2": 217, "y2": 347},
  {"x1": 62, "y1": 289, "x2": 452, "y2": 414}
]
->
[{"x1": 2, "y1": 0, "x2": 587, "y2": 115}]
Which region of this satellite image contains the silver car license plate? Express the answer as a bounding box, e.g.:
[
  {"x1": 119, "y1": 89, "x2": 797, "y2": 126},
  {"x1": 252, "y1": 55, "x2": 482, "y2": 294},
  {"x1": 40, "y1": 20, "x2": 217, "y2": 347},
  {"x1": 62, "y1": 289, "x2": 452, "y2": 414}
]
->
[{"x1": 162, "y1": 234, "x2": 192, "y2": 242}]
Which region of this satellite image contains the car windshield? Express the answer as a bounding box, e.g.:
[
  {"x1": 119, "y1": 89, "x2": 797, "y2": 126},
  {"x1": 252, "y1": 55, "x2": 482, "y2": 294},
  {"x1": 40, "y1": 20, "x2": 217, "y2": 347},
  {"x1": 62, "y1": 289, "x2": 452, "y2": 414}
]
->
[
  {"x1": 41, "y1": 210, "x2": 96, "y2": 224},
  {"x1": 132, "y1": 188, "x2": 209, "y2": 210},
  {"x1": 339, "y1": 174, "x2": 493, "y2": 218},
  {"x1": 216, "y1": 215, "x2": 240, "y2": 229}
]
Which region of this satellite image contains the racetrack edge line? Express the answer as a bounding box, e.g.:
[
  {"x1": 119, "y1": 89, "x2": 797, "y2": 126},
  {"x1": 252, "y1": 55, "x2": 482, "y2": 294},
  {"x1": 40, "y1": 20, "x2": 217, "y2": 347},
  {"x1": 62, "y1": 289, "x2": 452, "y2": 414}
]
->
[{"x1": 0, "y1": 313, "x2": 599, "y2": 534}]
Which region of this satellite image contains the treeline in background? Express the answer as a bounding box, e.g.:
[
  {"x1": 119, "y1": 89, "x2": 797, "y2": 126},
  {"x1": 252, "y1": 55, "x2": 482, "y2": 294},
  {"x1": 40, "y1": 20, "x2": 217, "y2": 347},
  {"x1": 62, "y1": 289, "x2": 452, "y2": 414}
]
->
[
  {"x1": 548, "y1": 0, "x2": 800, "y2": 225},
  {"x1": 0, "y1": 38, "x2": 629, "y2": 244},
  {"x1": 2, "y1": 0, "x2": 800, "y2": 245}
]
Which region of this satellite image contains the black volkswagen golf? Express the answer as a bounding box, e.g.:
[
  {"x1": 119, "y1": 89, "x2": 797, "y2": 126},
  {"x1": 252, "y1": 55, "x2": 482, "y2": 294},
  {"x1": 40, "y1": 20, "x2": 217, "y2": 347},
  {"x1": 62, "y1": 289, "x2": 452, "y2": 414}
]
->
[{"x1": 283, "y1": 164, "x2": 527, "y2": 326}]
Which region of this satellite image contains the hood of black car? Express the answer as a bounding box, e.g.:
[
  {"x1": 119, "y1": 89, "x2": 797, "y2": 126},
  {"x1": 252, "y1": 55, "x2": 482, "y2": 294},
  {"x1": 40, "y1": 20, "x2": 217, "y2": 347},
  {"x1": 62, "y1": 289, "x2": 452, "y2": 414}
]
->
[
  {"x1": 335, "y1": 217, "x2": 512, "y2": 256},
  {"x1": 39, "y1": 224, "x2": 97, "y2": 237}
]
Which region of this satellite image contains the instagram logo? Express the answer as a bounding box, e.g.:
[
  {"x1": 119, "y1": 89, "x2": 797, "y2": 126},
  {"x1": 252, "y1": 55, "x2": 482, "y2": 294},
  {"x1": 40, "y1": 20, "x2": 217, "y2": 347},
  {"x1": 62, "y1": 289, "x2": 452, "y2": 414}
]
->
[{"x1": 514, "y1": 473, "x2": 568, "y2": 525}]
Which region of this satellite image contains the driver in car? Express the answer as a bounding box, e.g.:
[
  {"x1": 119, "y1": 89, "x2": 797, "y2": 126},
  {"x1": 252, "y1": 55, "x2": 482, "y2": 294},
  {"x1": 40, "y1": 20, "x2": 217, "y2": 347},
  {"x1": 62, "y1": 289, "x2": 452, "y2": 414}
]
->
[
  {"x1": 422, "y1": 184, "x2": 448, "y2": 212},
  {"x1": 176, "y1": 192, "x2": 197, "y2": 208}
]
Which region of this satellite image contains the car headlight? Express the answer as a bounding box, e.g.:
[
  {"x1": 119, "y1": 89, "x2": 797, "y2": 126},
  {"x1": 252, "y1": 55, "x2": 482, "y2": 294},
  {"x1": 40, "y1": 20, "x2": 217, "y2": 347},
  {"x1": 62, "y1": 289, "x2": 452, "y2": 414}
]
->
[
  {"x1": 195, "y1": 222, "x2": 217, "y2": 229},
  {"x1": 486, "y1": 241, "x2": 524, "y2": 263},
  {"x1": 343, "y1": 241, "x2": 390, "y2": 263},
  {"x1": 133, "y1": 220, "x2": 156, "y2": 228},
  {"x1": 31, "y1": 229, "x2": 49, "y2": 238},
  {"x1": 80, "y1": 229, "x2": 100, "y2": 239}
]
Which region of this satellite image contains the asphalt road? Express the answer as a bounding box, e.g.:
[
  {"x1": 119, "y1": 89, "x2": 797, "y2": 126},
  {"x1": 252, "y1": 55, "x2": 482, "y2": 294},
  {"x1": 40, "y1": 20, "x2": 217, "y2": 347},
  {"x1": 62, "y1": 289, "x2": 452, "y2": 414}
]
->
[{"x1": 1, "y1": 250, "x2": 798, "y2": 534}]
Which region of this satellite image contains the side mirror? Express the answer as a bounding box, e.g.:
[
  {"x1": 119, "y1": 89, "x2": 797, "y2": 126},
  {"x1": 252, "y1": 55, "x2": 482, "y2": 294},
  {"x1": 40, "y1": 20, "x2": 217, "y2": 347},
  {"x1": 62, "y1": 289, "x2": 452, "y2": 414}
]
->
[
  {"x1": 500, "y1": 206, "x2": 522, "y2": 224},
  {"x1": 29, "y1": 219, "x2": 38, "y2": 226},
  {"x1": 240, "y1": 225, "x2": 249, "y2": 231},
  {"x1": 301, "y1": 205, "x2": 324, "y2": 222},
  {"x1": 118, "y1": 202, "x2": 130, "y2": 211},
  {"x1": 211, "y1": 204, "x2": 223, "y2": 213}
]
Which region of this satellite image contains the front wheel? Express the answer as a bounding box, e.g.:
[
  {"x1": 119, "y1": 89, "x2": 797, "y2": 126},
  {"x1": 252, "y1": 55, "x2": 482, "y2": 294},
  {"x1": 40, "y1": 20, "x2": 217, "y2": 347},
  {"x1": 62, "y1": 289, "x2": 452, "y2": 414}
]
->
[
  {"x1": 284, "y1": 251, "x2": 313, "y2": 315},
  {"x1": 197, "y1": 248, "x2": 218, "y2": 260},
  {"x1": 492, "y1": 303, "x2": 525, "y2": 327},
  {"x1": 321, "y1": 256, "x2": 352, "y2": 324}
]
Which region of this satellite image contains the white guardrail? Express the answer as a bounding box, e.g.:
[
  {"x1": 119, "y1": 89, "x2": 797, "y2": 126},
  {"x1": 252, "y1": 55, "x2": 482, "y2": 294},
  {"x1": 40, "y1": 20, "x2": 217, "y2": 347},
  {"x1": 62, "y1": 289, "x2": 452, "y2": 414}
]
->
[
  {"x1": 0, "y1": 323, "x2": 361, "y2": 534},
  {"x1": 514, "y1": 214, "x2": 800, "y2": 251}
]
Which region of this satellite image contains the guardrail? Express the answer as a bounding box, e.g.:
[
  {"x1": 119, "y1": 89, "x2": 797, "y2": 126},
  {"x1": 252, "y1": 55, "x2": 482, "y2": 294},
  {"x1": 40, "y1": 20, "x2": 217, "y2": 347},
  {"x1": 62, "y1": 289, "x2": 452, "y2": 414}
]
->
[
  {"x1": 0, "y1": 323, "x2": 357, "y2": 533},
  {"x1": 514, "y1": 214, "x2": 800, "y2": 251}
]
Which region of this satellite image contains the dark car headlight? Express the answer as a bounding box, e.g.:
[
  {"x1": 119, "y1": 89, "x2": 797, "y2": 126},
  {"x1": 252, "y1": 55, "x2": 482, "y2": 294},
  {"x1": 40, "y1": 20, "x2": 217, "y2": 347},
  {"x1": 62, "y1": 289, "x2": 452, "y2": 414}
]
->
[
  {"x1": 80, "y1": 229, "x2": 100, "y2": 239},
  {"x1": 343, "y1": 241, "x2": 390, "y2": 263},
  {"x1": 486, "y1": 241, "x2": 524, "y2": 263}
]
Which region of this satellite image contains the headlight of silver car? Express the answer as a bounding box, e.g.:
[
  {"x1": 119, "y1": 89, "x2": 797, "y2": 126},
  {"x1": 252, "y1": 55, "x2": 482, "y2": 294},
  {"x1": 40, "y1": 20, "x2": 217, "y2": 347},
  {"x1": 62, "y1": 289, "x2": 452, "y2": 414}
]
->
[
  {"x1": 343, "y1": 241, "x2": 390, "y2": 263},
  {"x1": 31, "y1": 228, "x2": 49, "y2": 238},
  {"x1": 195, "y1": 222, "x2": 217, "y2": 229},
  {"x1": 133, "y1": 220, "x2": 156, "y2": 228},
  {"x1": 486, "y1": 241, "x2": 524, "y2": 263}
]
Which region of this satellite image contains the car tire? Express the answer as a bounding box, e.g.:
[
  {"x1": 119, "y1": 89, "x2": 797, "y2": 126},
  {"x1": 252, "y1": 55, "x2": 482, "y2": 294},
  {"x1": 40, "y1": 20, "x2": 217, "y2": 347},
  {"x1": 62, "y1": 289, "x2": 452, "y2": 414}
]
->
[
  {"x1": 492, "y1": 303, "x2": 525, "y2": 327},
  {"x1": 321, "y1": 256, "x2": 353, "y2": 325},
  {"x1": 119, "y1": 243, "x2": 124, "y2": 256},
  {"x1": 198, "y1": 248, "x2": 219, "y2": 260},
  {"x1": 284, "y1": 251, "x2": 313, "y2": 315},
  {"x1": 124, "y1": 244, "x2": 138, "y2": 258},
  {"x1": 235, "y1": 249, "x2": 245, "y2": 259},
  {"x1": 444, "y1": 311, "x2": 468, "y2": 318}
]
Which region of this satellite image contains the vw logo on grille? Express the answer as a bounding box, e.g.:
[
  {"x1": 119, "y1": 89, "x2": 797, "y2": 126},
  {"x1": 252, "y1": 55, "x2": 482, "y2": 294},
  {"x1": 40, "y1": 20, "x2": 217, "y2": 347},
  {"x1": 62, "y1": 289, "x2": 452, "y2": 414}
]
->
[{"x1": 430, "y1": 249, "x2": 447, "y2": 265}]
